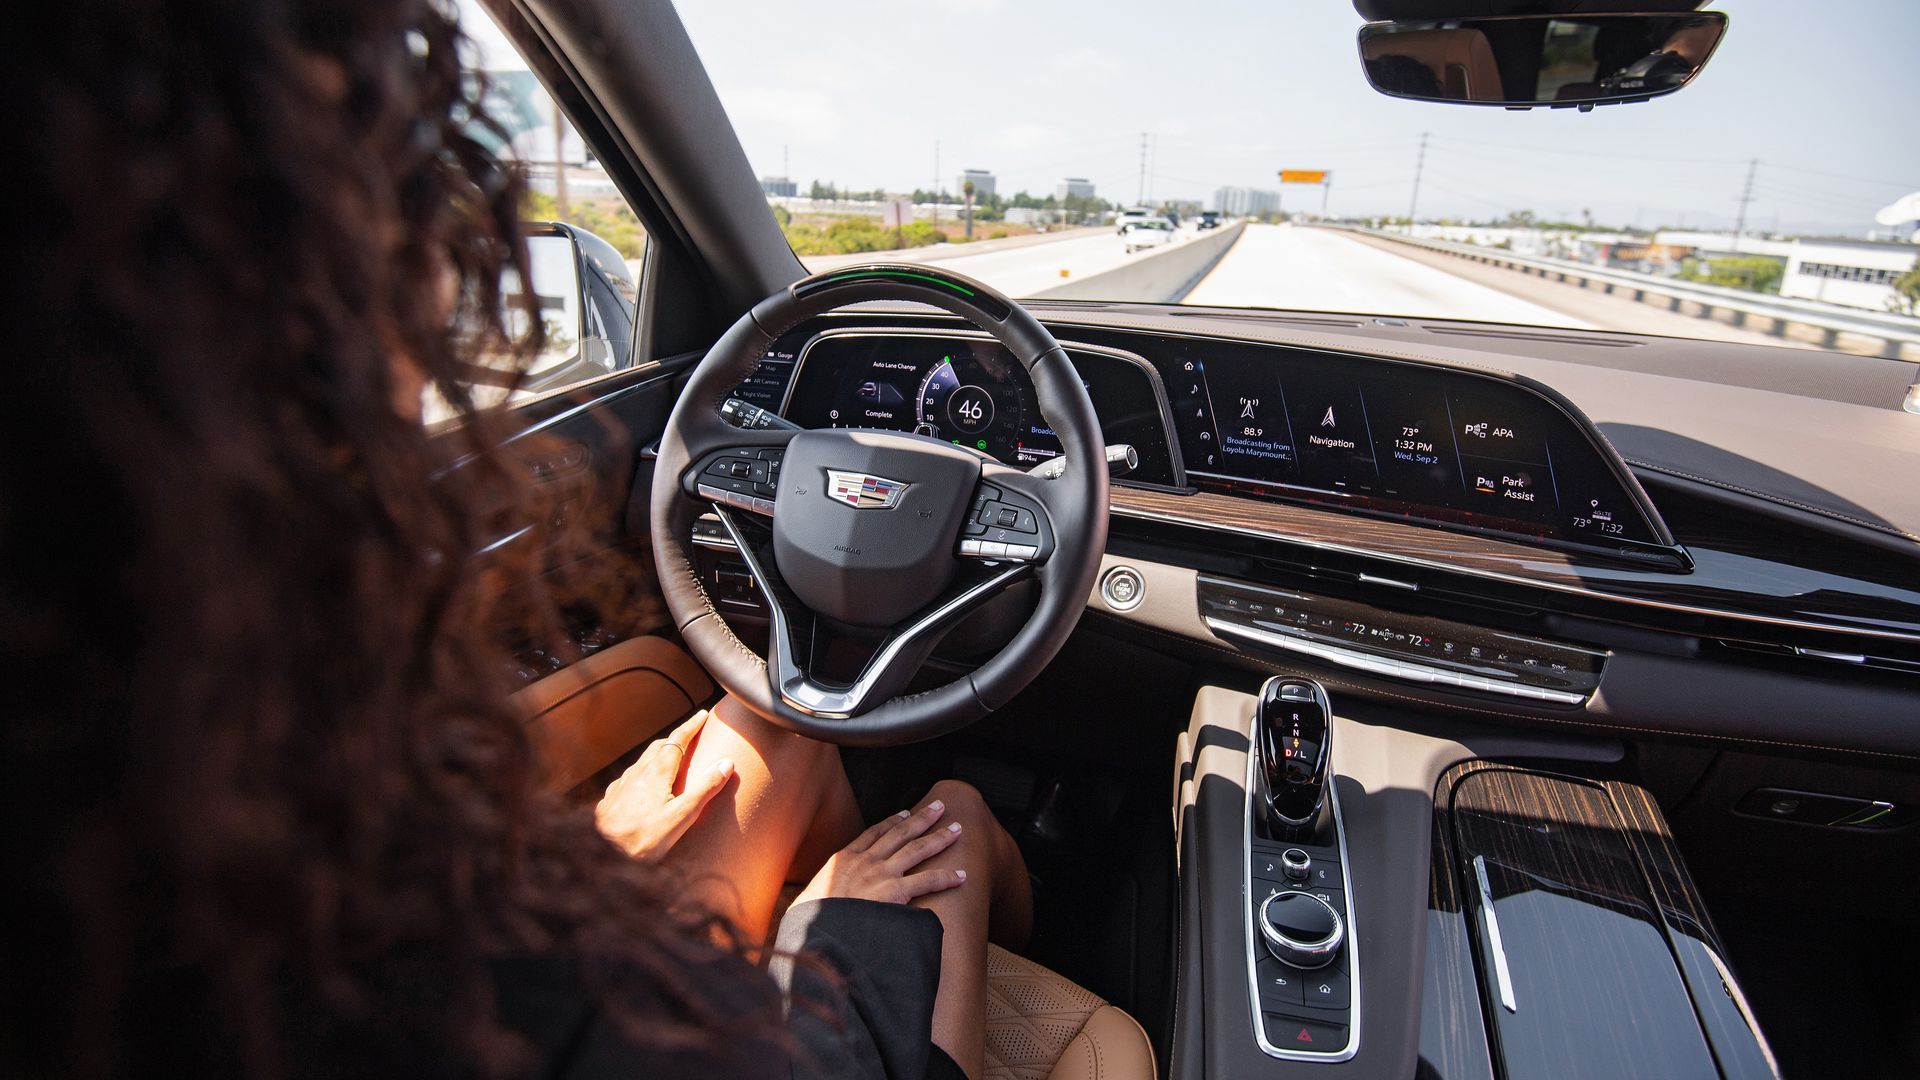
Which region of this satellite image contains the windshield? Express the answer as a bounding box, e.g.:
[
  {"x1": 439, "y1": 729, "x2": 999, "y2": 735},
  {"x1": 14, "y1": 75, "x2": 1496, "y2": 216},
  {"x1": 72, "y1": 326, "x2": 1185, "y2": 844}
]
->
[{"x1": 673, "y1": 0, "x2": 1919, "y2": 359}]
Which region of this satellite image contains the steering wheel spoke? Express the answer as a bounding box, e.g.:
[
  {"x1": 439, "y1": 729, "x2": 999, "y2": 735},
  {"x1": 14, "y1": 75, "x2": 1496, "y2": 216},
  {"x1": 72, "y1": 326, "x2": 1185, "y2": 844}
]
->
[
  {"x1": 713, "y1": 505, "x2": 1032, "y2": 719},
  {"x1": 956, "y1": 469, "x2": 1055, "y2": 564},
  {"x1": 687, "y1": 439, "x2": 795, "y2": 518}
]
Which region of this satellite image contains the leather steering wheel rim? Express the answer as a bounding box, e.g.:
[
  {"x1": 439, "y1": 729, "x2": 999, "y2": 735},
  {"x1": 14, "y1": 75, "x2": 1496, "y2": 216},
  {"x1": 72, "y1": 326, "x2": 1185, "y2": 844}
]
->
[{"x1": 649, "y1": 264, "x2": 1108, "y2": 746}]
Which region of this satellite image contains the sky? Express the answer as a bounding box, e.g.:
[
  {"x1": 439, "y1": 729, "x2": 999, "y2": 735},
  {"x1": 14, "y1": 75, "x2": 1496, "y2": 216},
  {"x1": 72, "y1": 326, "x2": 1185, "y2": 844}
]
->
[{"x1": 459, "y1": 0, "x2": 1919, "y2": 235}]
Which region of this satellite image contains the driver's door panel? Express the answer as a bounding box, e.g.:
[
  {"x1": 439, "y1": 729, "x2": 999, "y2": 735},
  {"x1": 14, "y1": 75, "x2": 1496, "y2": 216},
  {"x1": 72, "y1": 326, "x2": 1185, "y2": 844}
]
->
[{"x1": 459, "y1": 360, "x2": 710, "y2": 788}]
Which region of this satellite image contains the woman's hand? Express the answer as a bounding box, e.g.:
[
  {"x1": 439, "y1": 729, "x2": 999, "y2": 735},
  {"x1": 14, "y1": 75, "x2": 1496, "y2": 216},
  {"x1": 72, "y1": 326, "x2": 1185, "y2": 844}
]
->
[
  {"x1": 793, "y1": 798, "x2": 967, "y2": 907},
  {"x1": 596, "y1": 711, "x2": 735, "y2": 862}
]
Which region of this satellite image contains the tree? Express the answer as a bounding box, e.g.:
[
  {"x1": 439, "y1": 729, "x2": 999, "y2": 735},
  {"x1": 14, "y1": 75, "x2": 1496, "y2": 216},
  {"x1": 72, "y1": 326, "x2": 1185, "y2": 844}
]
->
[
  {"x1": 1892, "y1": 263, "x2": 1920, "y2": 316},
  {"x1": 962, "y1": 179, "x2": 976, "y2": 241},
  {"x1": 1677, "y1": 255, "x2": 1784, "y2": 294}
]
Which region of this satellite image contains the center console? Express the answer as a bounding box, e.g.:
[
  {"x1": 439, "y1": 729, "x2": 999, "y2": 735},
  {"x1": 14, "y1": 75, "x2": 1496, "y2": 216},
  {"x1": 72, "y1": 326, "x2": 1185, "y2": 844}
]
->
[
  {"x1": 1244, "y1": 678, "x2": 1361, "y2": 1060},
  {"x1": 1170, "y1": 682, "x2": 1777, "y2": 1080}
]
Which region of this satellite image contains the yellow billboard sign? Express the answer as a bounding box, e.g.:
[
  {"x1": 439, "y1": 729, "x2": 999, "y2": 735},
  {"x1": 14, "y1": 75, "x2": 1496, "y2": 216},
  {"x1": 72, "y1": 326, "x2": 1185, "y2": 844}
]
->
[{"x1": 1279, "y1": 170, "x2": 1329, "y2": 184}]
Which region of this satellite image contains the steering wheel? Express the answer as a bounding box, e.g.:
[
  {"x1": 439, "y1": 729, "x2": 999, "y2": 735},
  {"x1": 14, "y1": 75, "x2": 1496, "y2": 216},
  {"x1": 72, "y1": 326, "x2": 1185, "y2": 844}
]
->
[{"x1": 650, "y1": 265, "x2": 1108, "y2": 746}]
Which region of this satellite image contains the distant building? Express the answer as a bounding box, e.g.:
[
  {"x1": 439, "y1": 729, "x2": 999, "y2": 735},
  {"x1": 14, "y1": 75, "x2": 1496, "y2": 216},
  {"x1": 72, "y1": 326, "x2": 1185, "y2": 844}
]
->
[
  {"x1": 959, "y1": 169, "x2": 996, "y2": 198},
  {"x1": 1213, "y1": 186, "x2": 1280, "y2": 216},
  {"x1": 759, "y1": 176, "x2": 798, "y2": 198},
  {"x1": 1780, "y1": 238, "x2": 1917, "y2": 311},
  {"x1": 1056, "y1": 177, "x2": 1095, "y2": 200}
]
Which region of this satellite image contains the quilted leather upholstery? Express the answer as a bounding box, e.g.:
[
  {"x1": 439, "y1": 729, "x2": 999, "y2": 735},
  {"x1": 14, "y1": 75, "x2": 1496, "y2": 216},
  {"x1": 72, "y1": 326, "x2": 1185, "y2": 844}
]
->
[{"x1": 982, "y1": 945, "x2": 1156, "y2": 1080}]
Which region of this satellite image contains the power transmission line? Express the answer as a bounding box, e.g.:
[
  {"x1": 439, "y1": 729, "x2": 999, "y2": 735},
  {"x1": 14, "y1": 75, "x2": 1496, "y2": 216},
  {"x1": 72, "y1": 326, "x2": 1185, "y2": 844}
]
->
[
  {"x1": 1428, "y1": 134, "x2": 1743, "y2": 165},
  {"x1": 1761, "y1": 161, "x2": 1916, "y2": 189}
]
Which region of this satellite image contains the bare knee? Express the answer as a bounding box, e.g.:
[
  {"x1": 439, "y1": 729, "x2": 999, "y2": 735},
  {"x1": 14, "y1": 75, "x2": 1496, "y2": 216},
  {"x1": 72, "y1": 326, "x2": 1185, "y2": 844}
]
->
[
  {"x1": 922, "y1": 780, "x2": 1017, "y2": 865},
  {"x1": 925, "y1": 779, "x2": 991, "y2": 827}
]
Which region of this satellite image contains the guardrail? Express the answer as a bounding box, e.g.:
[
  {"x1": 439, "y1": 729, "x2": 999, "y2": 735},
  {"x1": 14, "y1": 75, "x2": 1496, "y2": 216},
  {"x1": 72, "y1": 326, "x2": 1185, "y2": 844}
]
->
[
  {"x1": 1327, "y1": 225, "x2": 1920, "y2": 362},
  {"x1": 1031, "y1": 221, "x2": 1247, "y2": 303}
]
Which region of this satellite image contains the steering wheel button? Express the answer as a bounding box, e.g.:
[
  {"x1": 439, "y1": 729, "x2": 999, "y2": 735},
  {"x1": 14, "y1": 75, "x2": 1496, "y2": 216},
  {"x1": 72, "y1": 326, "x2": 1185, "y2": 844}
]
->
[
  {"x1": 996, "y1": 507, "x2": 1019, "y2": 526},
  {"x1": 978, "y1": 541, "x2": 1009, "y2": 558},
  {"x1": 959, "y1": 539, "x2": 985, "y2": 556},
  {"x1": 1006, "y1": 544, "x2": 1039, "y2": 560}
]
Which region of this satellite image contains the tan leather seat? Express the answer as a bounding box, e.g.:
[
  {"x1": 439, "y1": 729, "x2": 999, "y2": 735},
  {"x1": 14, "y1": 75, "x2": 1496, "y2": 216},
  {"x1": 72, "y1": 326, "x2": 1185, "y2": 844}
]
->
[{"x1": 983, "y1": 945, "x2": 1156, "y2": 1080}]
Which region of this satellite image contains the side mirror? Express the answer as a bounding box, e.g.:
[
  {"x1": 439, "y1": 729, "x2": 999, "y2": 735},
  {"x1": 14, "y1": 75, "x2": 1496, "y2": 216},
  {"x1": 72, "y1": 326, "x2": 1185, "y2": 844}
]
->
[
  {"x1": 1357, "y1": 11, "x2": 1727, "y2": 110},
  {"x1": 505, "y1": 223, "x2": 639, "y2": 392}
]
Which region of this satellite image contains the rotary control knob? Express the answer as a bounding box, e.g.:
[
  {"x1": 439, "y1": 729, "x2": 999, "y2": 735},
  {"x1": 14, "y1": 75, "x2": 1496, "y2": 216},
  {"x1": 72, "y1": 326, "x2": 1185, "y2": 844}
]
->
[
  {"x1": 1259, "y1": 890, "x2": 1344, "y2": 970},
  {"x1": 1281, "y1": 847, "x2": 1311, "y2": 882}
]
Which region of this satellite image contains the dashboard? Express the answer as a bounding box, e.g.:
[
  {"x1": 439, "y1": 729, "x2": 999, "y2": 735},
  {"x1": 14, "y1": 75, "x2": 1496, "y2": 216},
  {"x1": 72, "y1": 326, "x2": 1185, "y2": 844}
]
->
[
  {"x1": 765, "y1": 325, "x2": 1678, "y2": 564},
  {"x1": 705, "y1": 308, "x2": 1920, "y2": 761}
]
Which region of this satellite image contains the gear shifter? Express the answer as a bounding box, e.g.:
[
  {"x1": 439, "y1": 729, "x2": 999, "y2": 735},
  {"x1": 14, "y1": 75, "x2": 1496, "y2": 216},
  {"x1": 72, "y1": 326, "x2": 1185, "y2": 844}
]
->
[{"x1": 1254, "y1": 677, "x2": 1333, "y2": 842}]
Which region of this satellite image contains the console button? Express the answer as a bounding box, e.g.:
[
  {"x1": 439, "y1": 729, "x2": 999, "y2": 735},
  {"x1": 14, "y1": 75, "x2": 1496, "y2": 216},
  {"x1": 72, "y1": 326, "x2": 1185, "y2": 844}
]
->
[
  {"x1": 1255, "y1": 957, "x2": 1305, "y2": 1008},
  {"x1": 1265, "y1": 1014, "x2": 1347, "y2": 1052},
  {"x1": 1301, "y1": 861, "x2": 1342, "y2": 891},
  {"x1": 1253, "y1": 852, "x2": 1293, "y2": 881},
  {"x1": 1301, "y1": 968, "x2": 1350, "y2": 1009}
]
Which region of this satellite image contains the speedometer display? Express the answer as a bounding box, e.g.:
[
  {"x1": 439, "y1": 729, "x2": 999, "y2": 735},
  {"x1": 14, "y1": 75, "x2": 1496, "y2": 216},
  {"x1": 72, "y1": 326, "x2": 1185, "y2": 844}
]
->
[
  {"x1": 778, "y1": 330, "x2": 1180, "y2": 485},
  {"x1": 915, "y1": 352, "x2": 1034, "y2": 462}
]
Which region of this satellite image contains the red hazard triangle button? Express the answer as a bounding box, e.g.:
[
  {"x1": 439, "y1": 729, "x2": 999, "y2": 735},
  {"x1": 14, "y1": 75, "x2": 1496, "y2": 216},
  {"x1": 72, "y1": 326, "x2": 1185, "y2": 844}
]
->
[{"x1": 1264, "y1": 1014, "x2": 1347, "y2": 1051}]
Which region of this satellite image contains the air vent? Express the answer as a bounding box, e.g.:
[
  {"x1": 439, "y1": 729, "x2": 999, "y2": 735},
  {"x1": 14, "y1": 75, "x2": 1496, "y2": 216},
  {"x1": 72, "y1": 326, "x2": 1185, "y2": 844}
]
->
[
  {"x1": 1718, "y1": 639, "x2": 1920, "y2": 677},
  {"x1": 1169, "y1": 311, "x2": 1367, "y2": 329},
  {"x1": 1419, "y1": 326, "x2": 1643, "y2": 348}
]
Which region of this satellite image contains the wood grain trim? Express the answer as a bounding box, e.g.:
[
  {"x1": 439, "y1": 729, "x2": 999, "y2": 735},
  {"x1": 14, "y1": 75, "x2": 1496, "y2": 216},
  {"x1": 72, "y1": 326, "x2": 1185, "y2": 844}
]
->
[{"x1": 1421, "y1": 760, "x2": 1779, "y2": 1080}]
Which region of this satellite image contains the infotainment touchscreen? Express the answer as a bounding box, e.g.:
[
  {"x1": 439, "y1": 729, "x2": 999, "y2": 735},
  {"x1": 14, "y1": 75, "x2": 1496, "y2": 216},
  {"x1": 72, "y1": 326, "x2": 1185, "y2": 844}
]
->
[{"x1": 1155, "y1": 338, "x2": 1670, "y2": 552}]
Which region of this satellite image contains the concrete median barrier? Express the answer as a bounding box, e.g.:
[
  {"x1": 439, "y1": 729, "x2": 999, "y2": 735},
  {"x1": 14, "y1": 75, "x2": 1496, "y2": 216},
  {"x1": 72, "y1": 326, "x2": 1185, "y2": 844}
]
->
[{"x1": 1031, "y1": 221, "x2": 1246, "y2": 303}]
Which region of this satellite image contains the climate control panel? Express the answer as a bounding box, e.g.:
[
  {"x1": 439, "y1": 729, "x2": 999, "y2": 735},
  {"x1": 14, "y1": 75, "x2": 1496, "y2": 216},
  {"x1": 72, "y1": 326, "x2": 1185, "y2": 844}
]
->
[{"x1": 1200, "y1": 576, "x2": 1604, "y2": 704}]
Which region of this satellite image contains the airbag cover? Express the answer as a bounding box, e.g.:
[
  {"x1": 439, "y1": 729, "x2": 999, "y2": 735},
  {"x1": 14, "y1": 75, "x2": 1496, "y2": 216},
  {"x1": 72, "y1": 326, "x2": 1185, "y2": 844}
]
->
[{"x1": 771, "y1": 430, "x2": 980, "y2": 628}]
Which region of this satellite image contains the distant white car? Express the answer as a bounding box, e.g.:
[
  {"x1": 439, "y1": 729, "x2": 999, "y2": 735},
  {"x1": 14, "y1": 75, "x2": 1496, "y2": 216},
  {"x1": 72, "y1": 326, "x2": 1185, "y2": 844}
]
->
[
  {"x1": 1114, "y1": 207, "x2": 1155, "y2": 234},
  {"x1": 1121, "y1": 217, "x2": 1176, "y2": 254}
]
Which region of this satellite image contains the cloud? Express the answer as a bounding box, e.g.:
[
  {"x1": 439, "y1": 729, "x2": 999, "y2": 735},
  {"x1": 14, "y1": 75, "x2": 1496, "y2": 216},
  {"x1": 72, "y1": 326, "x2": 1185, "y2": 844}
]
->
[
  {"x1": 988, "y1": 123, "x2": 1068, "y2": 152},
  {"x1": 722, "y1": 85, "x2": 846, "y2": 144}
]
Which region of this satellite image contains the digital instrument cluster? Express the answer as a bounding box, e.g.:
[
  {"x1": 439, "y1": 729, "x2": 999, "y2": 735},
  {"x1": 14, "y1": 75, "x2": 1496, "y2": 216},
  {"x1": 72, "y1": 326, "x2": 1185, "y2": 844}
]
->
[
  {"x1": 1150, "y1": 337, "x2": 1669, "y2": 552},
  {"x1": 779, "y1": 332, "x2": 1180, "y2": 485}
]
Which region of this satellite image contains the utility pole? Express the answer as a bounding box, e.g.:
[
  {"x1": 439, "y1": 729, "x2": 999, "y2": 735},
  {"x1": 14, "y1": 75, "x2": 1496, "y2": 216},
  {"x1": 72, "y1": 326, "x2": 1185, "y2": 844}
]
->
[
  {"x1": 1321, "y1": 175, "x2": 1332, "y2": 218},
  {"x1": 1733, "y1": 157, "x2": 1758, "y2": 251},
  {"x1": 783, "y1": 144, "x2": 790, "y2": 182},
  {"x1": 933, "y1": 140, "x2": 941, "y2": 227},
  {"x1": 552, "y1": 99, "x2": 570, "y2": 220},
  {"x1": 1134, "y1": 132, "x2": 1148, "y2": 206},
  {"x1": 1407, "y1": 132, "x2": 1427, "y2": 228}
]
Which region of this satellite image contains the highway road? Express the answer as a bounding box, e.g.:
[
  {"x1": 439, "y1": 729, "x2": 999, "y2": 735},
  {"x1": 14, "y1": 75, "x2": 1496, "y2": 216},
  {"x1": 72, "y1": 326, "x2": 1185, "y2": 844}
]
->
[
  {"x1": 1185, "y1": 224, "x2": 1592, "y2": 328},
  {"x1": 805, "y1": 221, "x2": 1796, "y2": 348}
]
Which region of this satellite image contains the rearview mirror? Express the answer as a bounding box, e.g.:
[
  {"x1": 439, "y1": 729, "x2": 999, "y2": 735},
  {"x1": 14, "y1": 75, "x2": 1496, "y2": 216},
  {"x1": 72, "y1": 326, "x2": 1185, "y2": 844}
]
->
[{"x1": 1357, "y1": 11, "x2": 1727, "y2": 110}]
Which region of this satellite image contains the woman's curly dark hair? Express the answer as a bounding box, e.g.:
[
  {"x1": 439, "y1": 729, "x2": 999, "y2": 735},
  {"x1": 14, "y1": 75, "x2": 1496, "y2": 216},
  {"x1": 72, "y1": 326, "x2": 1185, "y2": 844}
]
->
[{"x1": 1, "y1": 1, "x2": 774, "y2": 1076}]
